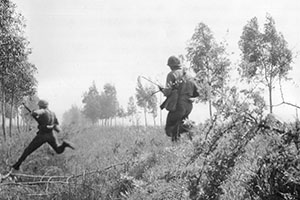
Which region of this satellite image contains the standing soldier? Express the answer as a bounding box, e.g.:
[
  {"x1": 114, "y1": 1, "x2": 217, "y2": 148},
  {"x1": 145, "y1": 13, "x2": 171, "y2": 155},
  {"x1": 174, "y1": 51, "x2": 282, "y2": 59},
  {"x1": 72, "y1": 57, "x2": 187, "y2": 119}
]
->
[
  {"x1": 160, "y1": 56, "x2": 199, "y2": 142},
  {"x1": 11, "y1": 100, "x2": 74, "y2": 171}
]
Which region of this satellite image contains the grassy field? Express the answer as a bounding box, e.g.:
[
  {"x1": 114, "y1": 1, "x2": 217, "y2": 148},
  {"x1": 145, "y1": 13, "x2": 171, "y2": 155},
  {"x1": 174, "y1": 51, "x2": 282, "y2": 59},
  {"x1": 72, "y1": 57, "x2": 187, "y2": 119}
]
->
[
  {"x1": 63, "y1": 125, "x2": 171, "y2": 172},
  {"x1": 1, "y1": 115, "x2": 300, "y2": 200},
  {"x1": 0, "y1": 125, "x2": 190, "y2": 199}
]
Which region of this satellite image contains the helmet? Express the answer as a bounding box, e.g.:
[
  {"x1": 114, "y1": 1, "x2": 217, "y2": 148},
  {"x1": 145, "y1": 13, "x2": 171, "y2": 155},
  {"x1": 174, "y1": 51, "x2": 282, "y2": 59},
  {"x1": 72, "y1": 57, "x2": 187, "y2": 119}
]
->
[
  {"x1": 38, "y1": 99, "x2": 49, "y2": 108},
  {"x1": 167, "y1": 56, "x2": 181, "y2": 67}
]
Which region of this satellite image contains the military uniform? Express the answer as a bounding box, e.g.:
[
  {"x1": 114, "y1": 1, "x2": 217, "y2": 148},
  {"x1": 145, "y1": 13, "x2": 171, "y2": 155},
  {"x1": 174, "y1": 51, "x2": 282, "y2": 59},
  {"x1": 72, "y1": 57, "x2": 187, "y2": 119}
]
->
[
  {"x1": 161, "y1": 56, "x2": 199, "y2": 142},
  {"x1": 12, "y1": 100, "x2": 74, "y2": 170}
]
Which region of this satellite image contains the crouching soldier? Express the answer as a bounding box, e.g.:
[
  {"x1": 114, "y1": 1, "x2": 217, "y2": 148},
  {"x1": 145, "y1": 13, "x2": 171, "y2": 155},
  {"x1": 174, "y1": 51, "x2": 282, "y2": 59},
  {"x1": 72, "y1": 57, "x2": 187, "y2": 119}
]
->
[
  {"x1": 11, "y1": 100, "x2": 74, "y2": 171},
  {"x1": 160, "y1": 56, "x2": 199, "y2": 142}
]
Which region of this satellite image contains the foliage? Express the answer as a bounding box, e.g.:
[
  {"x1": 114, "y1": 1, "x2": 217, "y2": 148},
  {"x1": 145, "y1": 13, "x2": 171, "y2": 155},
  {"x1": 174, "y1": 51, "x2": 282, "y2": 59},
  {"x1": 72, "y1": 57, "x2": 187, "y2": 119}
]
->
[
  {"x1": 82, "y1": 82, "x2": 119, "y2": 125},
  {"x1": 239, "y1": 14, "x2": 293, "y2": 113},
  {"x1": 135, "y1": 77, "x2": 158, "y2": 126},
  {"x1": 82, "y1": 81, "x2": 101, "y2": 123},
  {"x1": 19, "y1": 94, "x2": 39, "y2": 131},
  {"x1": 62, "y1": 104, "x2": 87, "y2": 127},
  {"x1": 186, "y1": 22, "x2": 231, "y2": 118},
  {"x1": 100, "y1": 83, "x2": 119, "y2": 123},
  {"x1": 117, "y1": 106, "x2": 126, "y2": 118},
  {"x1": 0, "y1": 0, "x2": 37, "y2": 139},
  {"x1": 116, "y1": 106, "x2": 127, "y2": 125},
  {"x1": 127, "y1": 96, "x2": 138, "y2": 125}
]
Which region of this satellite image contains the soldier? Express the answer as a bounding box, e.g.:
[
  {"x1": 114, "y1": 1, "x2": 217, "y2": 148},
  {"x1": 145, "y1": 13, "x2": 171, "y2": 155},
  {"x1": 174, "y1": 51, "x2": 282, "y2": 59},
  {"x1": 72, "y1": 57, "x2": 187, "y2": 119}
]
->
[
  {"x1": 160, "y1": 56, "x2": 199, "y2": 142},
  {"x1": 11, "y1": 100, "x2": 74, "y2": 171}
]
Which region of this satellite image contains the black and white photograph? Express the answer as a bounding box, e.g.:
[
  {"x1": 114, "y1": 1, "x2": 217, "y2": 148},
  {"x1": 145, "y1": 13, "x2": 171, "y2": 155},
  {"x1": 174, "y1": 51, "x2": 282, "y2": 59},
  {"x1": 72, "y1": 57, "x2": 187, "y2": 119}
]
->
[{"x1": 1, "y1": 0, "x2": 300, "y2": 199}]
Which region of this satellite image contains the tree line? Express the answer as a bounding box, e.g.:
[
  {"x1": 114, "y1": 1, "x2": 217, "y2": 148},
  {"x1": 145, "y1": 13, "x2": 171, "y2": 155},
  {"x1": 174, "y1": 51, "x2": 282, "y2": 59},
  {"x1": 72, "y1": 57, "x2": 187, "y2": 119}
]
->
[
  {"x1": 64, "y1": 78, "x2": 159, "y2": 127},
  {"x1": 0, "y1": 0, "x2": 37, "y2": 140},
  {"x1": 186, "y1": 14, "x2": 293, "y2": 120},
  {"x1": 75, "y1": 13, "x2": 295, "y2": 126}
]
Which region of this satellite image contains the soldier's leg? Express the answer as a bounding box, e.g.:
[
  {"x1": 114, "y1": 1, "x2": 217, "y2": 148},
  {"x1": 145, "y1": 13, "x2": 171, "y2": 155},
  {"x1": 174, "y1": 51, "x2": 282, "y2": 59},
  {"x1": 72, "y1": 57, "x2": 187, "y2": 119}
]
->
[
  {"x1": 165, "y1": 106, "x2": 185, "y2": 142},
  {"x1": 46, "y1": 133, "x2": 74, "y2": 154},
  {"x1": 173, "y1": 121, "x2": 183, "y2": 142},
  {"x1": 165, "y1": 112, "x2": 177, "y2": 137},
  {"x1": 12, "y1": 134, "x2": 46, "y2": 170},
  {"x1": 178, "y1": 103, "x2": 194, "y2": 134},
  {"x1": 45, "y1": 133, "x2": 65, "y2": 154}
]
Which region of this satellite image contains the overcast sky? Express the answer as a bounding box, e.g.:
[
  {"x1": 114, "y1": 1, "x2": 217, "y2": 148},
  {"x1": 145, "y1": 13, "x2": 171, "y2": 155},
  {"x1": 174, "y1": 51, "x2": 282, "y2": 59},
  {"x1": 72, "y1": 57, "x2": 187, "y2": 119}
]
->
[{"x1": 12, "y1": 0, "x2": 300, "y2": 122}]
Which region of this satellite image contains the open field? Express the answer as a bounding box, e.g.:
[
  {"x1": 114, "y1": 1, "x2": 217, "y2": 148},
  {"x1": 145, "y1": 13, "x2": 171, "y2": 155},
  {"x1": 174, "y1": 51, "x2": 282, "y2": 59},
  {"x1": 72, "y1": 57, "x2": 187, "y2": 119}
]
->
[
  {"x1": 1, "y1": 114, "x2": 300, "y2": 200},
  {"x1": 0, "y1": 125, "x2": 186, "y2": 199}
]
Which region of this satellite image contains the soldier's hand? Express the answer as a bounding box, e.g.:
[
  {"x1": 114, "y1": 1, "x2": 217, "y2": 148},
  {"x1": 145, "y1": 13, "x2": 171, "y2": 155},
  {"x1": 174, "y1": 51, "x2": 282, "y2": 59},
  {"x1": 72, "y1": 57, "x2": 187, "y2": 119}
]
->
[
  {"x1": 31, "y1": 111, "x2": 37, "y2": 117},
  {"x1": 54, "y1": 125, "x2": 61, "y2": 133}
]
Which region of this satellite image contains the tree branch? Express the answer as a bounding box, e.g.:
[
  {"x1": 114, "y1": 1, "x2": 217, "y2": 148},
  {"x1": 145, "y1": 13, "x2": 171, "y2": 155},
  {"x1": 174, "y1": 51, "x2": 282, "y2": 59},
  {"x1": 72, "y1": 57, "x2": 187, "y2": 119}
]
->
[{"x1": 0, "y1": 161, "x2": 130, "y2": 186}]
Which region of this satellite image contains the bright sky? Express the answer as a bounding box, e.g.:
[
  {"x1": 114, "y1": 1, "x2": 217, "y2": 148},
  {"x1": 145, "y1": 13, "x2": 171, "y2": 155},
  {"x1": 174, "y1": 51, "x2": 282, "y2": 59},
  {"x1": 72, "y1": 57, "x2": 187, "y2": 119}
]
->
[{"x1": 13, "y1": 0, "x2": 300, "y2": 122}]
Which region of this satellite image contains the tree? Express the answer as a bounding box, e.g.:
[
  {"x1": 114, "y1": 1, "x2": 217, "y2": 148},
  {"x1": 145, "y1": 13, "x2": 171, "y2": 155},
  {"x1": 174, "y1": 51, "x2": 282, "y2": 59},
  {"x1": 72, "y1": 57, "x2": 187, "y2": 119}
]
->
[
  {"x1": 186, "y1": 22, "x2": 231, "y2": 119},
  {"x1": 239, "y1": 14, "x2": 293, "y2": 113},
  {"x1": 82, "y1": 82, "x2": 101, "y2": 124},
  {"x1": 135, "y1": 78, "x2": 157, "y2": 126},
  {"x1": 147, "y1": 92, "x2": 158, "y2": 126},
  {"x1": 127, "y1": 96, "x2": 137, "y2": 126},
  {"x1": 20, "y1": 94, "x2": 39, "y2": 131},
  {"x1": 6, "y1": 61, "x2": 36, "y2": 136},
  {"x1": 62, "y1": 105, "x2": 84, "y2": 127},
  {"x1": 99, "y1": 83, "x2": 118, "y2": 126},
  {"x1": 0, "y1": 0, "x2": 37, "y2": 139},
  {"x1": 116, "y1": 106, "x2": 126, "y2": 126}
]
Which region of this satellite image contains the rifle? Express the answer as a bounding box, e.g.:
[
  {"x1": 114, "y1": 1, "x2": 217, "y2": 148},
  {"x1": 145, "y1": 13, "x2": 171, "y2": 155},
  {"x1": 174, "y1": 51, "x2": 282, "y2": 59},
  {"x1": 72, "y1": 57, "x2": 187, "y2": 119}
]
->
[
  {"x1": 139, "y1": 75, "x2": 164, "y2": 94},
  {"x1": 22, "y1": 102, "x2": 32, "y2": 113},
  {"x1": 140, "y1": 76, "x2": 161, "y2": 87}
]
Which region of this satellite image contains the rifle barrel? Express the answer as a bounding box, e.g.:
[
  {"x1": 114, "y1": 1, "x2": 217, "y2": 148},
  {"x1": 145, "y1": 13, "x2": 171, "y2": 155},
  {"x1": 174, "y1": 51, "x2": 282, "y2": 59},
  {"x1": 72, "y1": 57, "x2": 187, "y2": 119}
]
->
[
  {"x1": 140, "y1": 76, "x2": 160, "y2": 87},
  {"x1": 22, "y1": 103, "x2": 31, "y2": 112}
]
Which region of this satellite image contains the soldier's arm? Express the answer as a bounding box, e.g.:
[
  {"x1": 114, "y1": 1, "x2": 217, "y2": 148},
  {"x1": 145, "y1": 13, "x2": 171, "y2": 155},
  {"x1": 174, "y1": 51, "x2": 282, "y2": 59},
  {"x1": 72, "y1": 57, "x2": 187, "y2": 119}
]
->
[
  {"x1": 46, "y1": 113, "x2": 61, "y2": 132},
  {"x1": 31, "y1": 109, "x2": 45, "y2": 118},
  {"x1": 53, "y1": 114, "x2": 61, "y2": 132}
]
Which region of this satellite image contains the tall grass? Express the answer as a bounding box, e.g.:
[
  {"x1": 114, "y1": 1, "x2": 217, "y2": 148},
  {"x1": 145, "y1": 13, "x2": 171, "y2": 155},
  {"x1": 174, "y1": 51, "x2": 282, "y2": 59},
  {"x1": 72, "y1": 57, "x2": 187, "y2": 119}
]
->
[
  {"x1": 64, "y1": 125, "x2": 169, "y2": 171},
  {"x1": 0, "y1": 125, "x2": 174, "y2": 199},
  {"x1": 1, "y1": 116, "x2": 300, "y2": 199}
]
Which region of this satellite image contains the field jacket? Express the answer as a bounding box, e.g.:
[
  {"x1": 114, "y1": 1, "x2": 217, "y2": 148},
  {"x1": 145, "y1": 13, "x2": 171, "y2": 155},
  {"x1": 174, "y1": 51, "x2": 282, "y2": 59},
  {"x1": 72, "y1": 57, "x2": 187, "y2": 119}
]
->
[
  {"x1": 161, "y1": 68, "x2": 199, "y2": 111},
  {"x1": 32, "y1": 108, "x2": 59, "y2": 133}
]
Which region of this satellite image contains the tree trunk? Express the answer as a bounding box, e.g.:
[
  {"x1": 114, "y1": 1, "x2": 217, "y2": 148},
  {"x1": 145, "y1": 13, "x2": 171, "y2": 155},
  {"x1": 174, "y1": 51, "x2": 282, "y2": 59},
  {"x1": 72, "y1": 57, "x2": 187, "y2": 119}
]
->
[
  {"x1": 208, "y1": 99, "x2": 213, "y2": 120},
  {"x1": 160, "y1": 93, "x2": 162, "y2": 126},
  {"x1": 132, "y1": 115, "x2": 135, "y2": 126},
  {"x1": 207, "y1": 67, "x2": 213, "y2": 120},
  {"x1": 9, "y1": 89, "x2": 14, "y2": 137},
  {"x1": 1, "y1": 72, "x2": 6, "y2": 141},
  {"x1": 136, "y1": 114, "x2": 139, "y2": 127},
  {"x1": 1, "y1": 93, "x2": 6, "y2": 141},
  {"x1": 17, "y1": 108, "x2": 21, "y2": 134},
  {"x1": 269, "y1": 83, "x2": 273, "y2": 114},
  {"x1": 144, "y1": 108, "x2": 147, "y2": 127}
]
